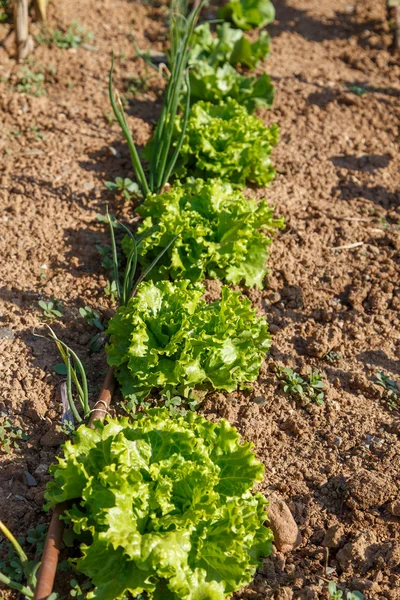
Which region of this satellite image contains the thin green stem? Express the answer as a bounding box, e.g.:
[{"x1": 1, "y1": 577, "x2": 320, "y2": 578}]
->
[
  {"x1": 107, "y1": 210, "x2": 122, "y2": 302},
  {"x1": 131, "y1": 235, "x2": 179, "y2": 298},
  {"x1": 109, "y1": 53, "x2": 149, "y2": 196},
  {"x1": 161, "y1": 70, "x2": 191, "y2": 189},
  {"x1": 66, "y1": 357, "x2": 82, "y2": 424},
  {"x1": 0, "y1": 572, "x2": 33, "y2": 598},
  {"x1": 0, "y1": 521, "x2": 28, "y2": 564}
]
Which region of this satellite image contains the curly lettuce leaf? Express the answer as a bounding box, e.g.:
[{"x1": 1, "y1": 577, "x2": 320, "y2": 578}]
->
[
  {"x1": 189, "y1": 62, "x2": 274, "y2": 113},
  {"x1": 218, "y1": 0, "x2": 275, "y2": 31},
  {"x1": 173, "y1": 99, "x2": 278, "y2": 187},
  {"x1": 189, "y1": 22, "x2": 271, "y2": 70},
  {"x1": 105, "y1": 280, "x2": 271, "y2": 401},
  {"x1": 45, "y1": 409, "x2": 273, "y2": 600},
  {"x1": 130, "y1": 179, "x2": 283, "y2": 288}
]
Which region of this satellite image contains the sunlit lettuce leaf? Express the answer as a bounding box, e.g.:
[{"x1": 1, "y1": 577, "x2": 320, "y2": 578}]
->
[
  {"x1": 189, "y1": 22, "x2": 271, "y2": 70},
  {"x1": 129, "y1": 179, "x2": 283, "y2": 288},
  {"x1": 218, "y1": 0, "x2": 275, "y2": 31},
  {"x1": 173, "y1": 99, "x2": 278, "y2": 186},
  {"x1": 45, "y1": 409, "x2": 273, "y2": 600},
  {"x1": 188, "y1": 62, "x2": 274, "y2": 113},
  {"x1": 105, "y1": 280, "x2": 271, "y2": 401}
]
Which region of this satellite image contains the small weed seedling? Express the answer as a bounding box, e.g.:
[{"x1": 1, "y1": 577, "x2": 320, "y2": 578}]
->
[
  {"x1": 88, "y1": 332, "x2": 106, "y2": 355},
  {"x1": 0, "y1": 417, "x2": 28, "y2": 454},
  {"x1": 79, "y1": 306, "x2": 104, "y2": 330},
  {"x1": 375, "y1": 371, "x2": 399, "y2": 410},
  {"x1": 120, "y1": 395, "x2": 150, "y2": 416},
  {"x1": 324, "y1": 351, "x2": 343, "y2": 363},
  {"x1": 162, "y1": 390, "x2": 199, "y2": 416},
  {"x1": 104, "y1": 177, "x2": 141, "y2": 201},
  {"x1": 38, "y1": 296, "x2": 63, "y2": 319},
  {"x1": 126, "y1": 74, "x2": 150, "y2": 97},
  {"x1": 343, "y1": 82, "x2": 368, "y2": 96},
  {"x1": 328, "y1": 581, "x2": 364, "y2": 600},
  {"x1": 25, "y1": 524, "x2": 47, "y2": 558},
  {"x1": 96, "y1": 243, "x2": 114, "y2": 272},
  {"x1": 36, "y1": 21, "x2": 93, "y2": 49},
  {"x1": 16, "y1": 68, "x2": 46, "y2": 97},
  {"x1": 30, "y1": 126, "x2": 46, "y2": 142},
  {"x1": 104, "y1": 280, "x2": 119, "y2": 303},
  {"x1": 278, "y1": 367, "x2": 325, "y2": 406},
  {"x1": 0, "y1": 521, "x2": 40, "y2": 598}
]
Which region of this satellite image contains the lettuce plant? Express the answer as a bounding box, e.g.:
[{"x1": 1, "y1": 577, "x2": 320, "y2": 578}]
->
[
  {"x1": 173, "y1": 99, "x2": 278, "y2": 186},
  {"x1": 218, "y1": 0, "x2": 275, "y2": 30},
  {"x1": 130, "y1": 179, "x2": 283, "y2": 288},
  {"x1": 189, "y1": 63, "x2": 274, "y2": 113},
  {"x1": 189, "y1": 22, "x2": 271, "y2": 70},
  {"x1": 45, "y1": 409, "x2": 273, "y2": 600},
  {"x1": 106, "y1": 280, "x2": 271, "y2": 401}
]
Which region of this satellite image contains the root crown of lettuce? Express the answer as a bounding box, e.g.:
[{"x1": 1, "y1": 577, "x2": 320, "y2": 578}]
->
[
  {"x1": 131, "y1": 179, "x2": 283, "y2": 288},
  {"x1": 106, "y1": 280, "x2": 271, "y2": 401},
  {"x1": 45, "y1": 409, "x2": 273, "y2": 600}
]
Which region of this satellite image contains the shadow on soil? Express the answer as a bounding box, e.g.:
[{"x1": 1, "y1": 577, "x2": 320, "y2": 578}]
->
[
  {"x1": 333, "y1": 182, "x2": 399, "y2": 208},
  {"x1": 271, "y1": 0, "x2": 385, "y2": 46},
  {"x1": 330, "y1": 154, "x2": 392, "y2": 172},
  {"x1": 357, "y1": 350, "x2": 400, "y2": 375},
  {"x1": 305, "y1": 81, "x2": 400, "y2": 109}
]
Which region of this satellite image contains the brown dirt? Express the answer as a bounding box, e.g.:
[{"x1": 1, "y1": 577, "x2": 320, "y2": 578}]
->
[{"x1": 0, "y1": 0, "x2": 400, "y2": 599}]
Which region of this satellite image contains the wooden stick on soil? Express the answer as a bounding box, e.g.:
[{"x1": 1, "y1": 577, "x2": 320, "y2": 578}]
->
[
  {"x1": 14, "y1": 0, "x2": 34, "y2": 60},
  {"x1": 332, "y1": 241, "x2": 364, "y2": 251},
  {"x1": 33, "y1": 367, "x2": 115, "y2": 600}
]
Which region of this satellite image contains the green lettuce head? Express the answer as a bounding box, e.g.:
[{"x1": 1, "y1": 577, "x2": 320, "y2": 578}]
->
[
  {"x1": 45, "y1": 409, "x2": 273, "y2": 600},
  {"x1": 129, "y1": 179, "x2": 283, "y2": 288},
  {"x1": 173, "y1": 99, "x2": 278, "y2": 187},
  {"x1": 106, "y1": 280, "x2": 271, "y2": 402},
  {"x1": 218, "y1": 0, "x2": 275, "y2": 31},
  {"x1": 189, "y1": 22, "x2": 271, "y2": 70},
  {"x1": 188, "y1": 63, "x2": 274, "y2": 113}
]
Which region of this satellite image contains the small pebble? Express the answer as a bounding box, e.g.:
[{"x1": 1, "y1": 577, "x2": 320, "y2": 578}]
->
[{"x1": 23, "y1": 471, "x2": 38, "y2": 487}]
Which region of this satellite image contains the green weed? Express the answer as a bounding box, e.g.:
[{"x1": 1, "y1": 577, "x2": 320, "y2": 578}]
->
[
  {"x1": 162, "y1": 390, "x2": 199, "y2": 416},
  {"x1": 16, "y1": 68, "x2": 46, "y2": 97},
  {"x1": 328, "y1": 581, "x2": 364, "y2": 600},
  {"x1": 38, "y1": 296, "x2": 63, "y2": 319},
  {"x1": 324, "y1": 351, "x2": 343, "y2": 363},
  {"x1": 104, "y1": 280, "x2": 118, "y2": 303},
  {"x1": 0, "y1": 417, "x2": 28, "y2": 454},
  {"x1": 375, "y1": 371, "x2": 399, "y2": 410},
  {"x1": 343, "y1": 83, "x2": 368, "y2": 96},
  {"x1": 278, "y1": 367, "x2": 326, "y2": 406},
  {"x1": 104, "y1": 177, "x2": 141, "y2": 201},
  {"x1": 126, "y1": 74, "x2": 150, "y2": 97},
  {"x1": 0, "y1": 521, "x2": 40, "y2": 598},
  {"x1": 79, "y1": 306, "x2": 104, "y2": 330},
  {"x1": 36, "y1": 21, "x2": 93, "y2": 49},
  {"x1": 88, "y1": 332, "x2": 106, "y2": 355}
]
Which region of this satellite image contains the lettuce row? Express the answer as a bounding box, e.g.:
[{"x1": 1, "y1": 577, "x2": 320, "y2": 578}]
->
[
  {"x1": 45, "y1": 409, "x2": 273, "y2": 600},
  {"x1": 127, "y1": 179, "x2": 283, "y2": 288},
  {"x1": 106, "y1": 280, "x2": 271, "y2": 401}
]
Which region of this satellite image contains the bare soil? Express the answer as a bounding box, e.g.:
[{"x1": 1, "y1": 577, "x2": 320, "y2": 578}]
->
[{"x1": 0, "y1": 0, "x2": 399, "y2": 599}]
